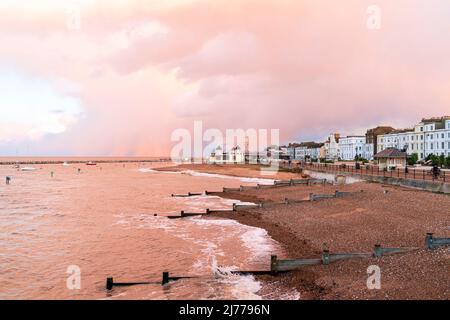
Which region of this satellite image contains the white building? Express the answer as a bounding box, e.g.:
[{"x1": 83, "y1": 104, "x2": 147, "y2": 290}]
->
[
  {"x1": 209, "y1": 145, "x2": 244, "y2": 164},
  {"x1": 423, "y1": 117, "x2": 450, "y2": 158},
  {"x1": 339, "y1": 136, "x2": 366, "y2": 161},
  {"x1": 324, "y1": 133, "x2": 340, "y2": 161},
  {"x1": 377, "y1": 117, "x2": 450, "y2": 160},
  {"x1": 292, "y1": 142, "x2": 324, "y2": 161},
  {"x1": 362, "y1": 143, "x2": 374, "y2": 161}
]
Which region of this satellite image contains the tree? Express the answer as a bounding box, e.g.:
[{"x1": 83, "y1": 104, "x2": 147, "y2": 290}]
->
[
  {"x1": 407, "y1": 153, "x2": 419, "y2": 166},
  {"x1": 426, "y1": 153, "x2": 440, "y2": 166},
  {"x1": 445, "y1": 156, "x2": 450, "y2": 169},
  {"x1": 438, "y1": 154, "x2": 446, "y2": 167}
]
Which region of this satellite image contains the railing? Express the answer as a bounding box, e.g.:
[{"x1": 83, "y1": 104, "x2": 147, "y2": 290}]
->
[{"x1": 295, "y1": 162, "x2": 448, "y2": 184}]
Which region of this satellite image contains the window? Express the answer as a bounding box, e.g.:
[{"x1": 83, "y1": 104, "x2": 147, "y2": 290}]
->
[
  {"x1": 442, "y1": 133, "x2": 445, "y2": 139},
  {"x1": 430, "y1": 143, "x2": 433, "y2": 150},
  {"x1": 442, "y1": 142, "x2": 445, "y2": 149}
]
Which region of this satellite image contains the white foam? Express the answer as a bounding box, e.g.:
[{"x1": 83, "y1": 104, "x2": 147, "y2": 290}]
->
[
  {"x1": 240, "y1": 228, "x2": 278, "y2": 259},
  {"x1": 20, "y1": 167, "x2": 37, "y2": 171},
  {"x1": 112, "y1": 194, "x2": 284, "y2": 300},
  {"x1": 210, "y1": 257, "x2": 262, "y2": 300},
  {"x1": 137, "y1": 168, "x2": 156, "y2": 173}
]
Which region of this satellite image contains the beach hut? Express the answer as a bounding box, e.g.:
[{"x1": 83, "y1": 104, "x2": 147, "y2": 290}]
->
[{"x1": 374, "y1": 148, "x2": 407, "y2": 170}]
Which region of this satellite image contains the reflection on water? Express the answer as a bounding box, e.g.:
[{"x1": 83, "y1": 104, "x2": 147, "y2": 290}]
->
[{"x1": 0, "y1": 162, "x2": 298, "y2": 300}]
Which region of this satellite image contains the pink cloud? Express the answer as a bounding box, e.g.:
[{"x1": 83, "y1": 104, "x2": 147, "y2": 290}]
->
[{"x1": 1, "y1": 0, "x2": 450, "y2": 155}]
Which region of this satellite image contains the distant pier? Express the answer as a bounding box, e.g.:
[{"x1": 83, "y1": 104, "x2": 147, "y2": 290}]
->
[{"x1": 0, "y1": 158, "x2": 171, "y2": 166}]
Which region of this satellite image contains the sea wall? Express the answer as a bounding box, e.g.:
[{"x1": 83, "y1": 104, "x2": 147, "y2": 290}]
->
[{"x1": 305, "y1": 169, "x2": 450, "y2": 194}]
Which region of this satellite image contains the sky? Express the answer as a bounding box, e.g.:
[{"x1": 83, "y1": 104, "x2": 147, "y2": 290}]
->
[{"x1": 1, "y1": 0, "x2": 450, "y2": 156}]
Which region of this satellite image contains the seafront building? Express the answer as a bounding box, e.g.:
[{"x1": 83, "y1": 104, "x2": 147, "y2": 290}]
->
[
  {"x1": 209, "y1": 145, "x2": 245, "y2": 164},
  {"x1": 324, "y1": 133, "x2": 340, "y2": 161},
  {"x1": 365, "y1": 126, "x2": 396, "y2": 159},
  {"x1": 285, "y1": 116, "x2": 450, "y2": 163},
  {"x1": 377, "y1": 117, "x2": 450, "y2": 160},
  {"x1": 291, "y1": 142, "x2": 324, "y2": 161},
  {"x1": 209, "y1": 116, "x2": 450, "y2": 164},
  {"x1": 338, "y1": 136, "x2": 366, "y2": 161}
]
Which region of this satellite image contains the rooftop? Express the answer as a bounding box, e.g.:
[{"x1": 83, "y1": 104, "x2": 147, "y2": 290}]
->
[
  {"x1": 421, "y1": 116, "x2": 450, "y2": 123},
  {"x1": 374, "y1": 148, "x2": 407, "y2": 159}
]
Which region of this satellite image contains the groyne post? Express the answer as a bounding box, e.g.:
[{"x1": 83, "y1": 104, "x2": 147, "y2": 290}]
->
[
  {"x1": 106, "y1": 277, "x2": 114, "y2": 290},
  {"x1": 5, "y1": 176, "x2": 11, "y2": 185},
  {"x1": 322, "y1": 250, "x2": 330, "y2": 265},
  {"x1": 162, "y1": 272, "x2": 170, "y2": 285},
  {"x1": 270, "y1": 255, "x2": 278, "y2": 274},
  {"x1": 373, "y1": 244, "x2": 382, "y2": 258},
  {"x1": 425, "y1": 233, "x2": 434, "y2": 249}
]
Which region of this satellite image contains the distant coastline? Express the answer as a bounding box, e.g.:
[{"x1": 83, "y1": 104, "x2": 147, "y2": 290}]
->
[{"x1": 0, "y1": 156, "x2": 171, "y2": 165}]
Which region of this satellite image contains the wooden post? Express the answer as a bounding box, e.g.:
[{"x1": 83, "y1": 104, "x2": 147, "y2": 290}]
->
[
  {"x1": 322, "y1": 250, "x2": 330, "y2": 265},
  {"x1": 232, "y1": 203, "x2": 237, "y2": 211},
  {"x1": 180, "y1": 210, "x2": 185, "y2": 217},
  {"x1": 206, "y1": 208, "x2": 210, "y2": 214},
  {"x1": 425, "y1": 233, "x2": 434, "y2": 249},
  {"x1": 270, "y1": 255, "x2": 278, "y2": 274},
  {"x1": 162, "y1": 272, "x2": 170, "y2": 285},
  {"x1": 106, "y1": 277, "x2": 114, "y2": 290},
  {"x1": 373, "y1": 244, "x2": 382, "y2": 258}
]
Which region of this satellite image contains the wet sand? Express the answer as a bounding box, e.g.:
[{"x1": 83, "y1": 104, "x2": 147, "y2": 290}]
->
[
  {"x1": 178, "y1": 165, "x2": 450, "y2": 299},
  {"x1": 156, "y1": 163, "x2": 303, "y2": 181}
]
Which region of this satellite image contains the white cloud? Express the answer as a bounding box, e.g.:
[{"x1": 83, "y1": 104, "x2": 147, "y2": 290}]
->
[{"x1": 0, "y1": 67, "x2": 83, "y2": 141}]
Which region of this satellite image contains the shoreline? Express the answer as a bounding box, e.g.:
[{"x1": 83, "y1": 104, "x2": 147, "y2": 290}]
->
[{"x1": 163, "y1": 164, "x2": 449, "y2": 300}]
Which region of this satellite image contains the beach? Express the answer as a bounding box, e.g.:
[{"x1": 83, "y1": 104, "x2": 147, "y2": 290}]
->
[
  {"x1": 1, "y1": 160, "x2": 448, "y2": 300},
  {"x1": 169, "y1": 164, "x2": 450, "y2": 299}
]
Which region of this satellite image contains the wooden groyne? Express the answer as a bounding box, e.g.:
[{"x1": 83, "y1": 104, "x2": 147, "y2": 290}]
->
[
  {"x1": 105, "y1": 233, "x2": 449, "y2": 290},
  {"x1": 167, "y1": 191, "x2": 364, "y2": 220},
  {"x1": 170, "y1": 178, "x2": 328, "y2": 200}
]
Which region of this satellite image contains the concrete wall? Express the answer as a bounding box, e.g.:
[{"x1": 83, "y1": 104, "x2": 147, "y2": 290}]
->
[{"x1": 305, "y1": 169, "x2": 450, "y2": 194}]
